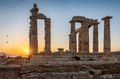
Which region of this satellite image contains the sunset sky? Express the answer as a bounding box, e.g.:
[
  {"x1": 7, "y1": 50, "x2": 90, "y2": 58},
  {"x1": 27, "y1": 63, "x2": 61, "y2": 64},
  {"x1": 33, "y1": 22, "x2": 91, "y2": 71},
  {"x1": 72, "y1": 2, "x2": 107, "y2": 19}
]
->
[{"x1": 0, "y1": 0, "x2": 120, "y2": 56}]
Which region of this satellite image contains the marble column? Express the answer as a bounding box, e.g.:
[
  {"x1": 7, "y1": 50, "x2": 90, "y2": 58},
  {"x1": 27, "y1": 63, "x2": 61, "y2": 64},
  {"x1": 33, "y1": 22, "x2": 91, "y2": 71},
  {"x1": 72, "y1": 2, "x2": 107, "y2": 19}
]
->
[
  {"x1": 29, "y1": 4, "x2": 39, "y2": 56},
  {"x1": 93, "y1": 22, "x2": 99, "y2": 53},
  {"x1": 44, "y1": 18, "x2": 51, "y2": 53},
  {"x1": 81, "y1": 20, "x2": 89, "y2": 53},
  {"x1": 69, "y1": 21, "x2": 76, "y2": 52},
  {"x1": 102, "y1": 16, "x2": 112, "y2": 53},
  {"x1": 78, "y1": 28, "x2": 82, "y2": 53}
]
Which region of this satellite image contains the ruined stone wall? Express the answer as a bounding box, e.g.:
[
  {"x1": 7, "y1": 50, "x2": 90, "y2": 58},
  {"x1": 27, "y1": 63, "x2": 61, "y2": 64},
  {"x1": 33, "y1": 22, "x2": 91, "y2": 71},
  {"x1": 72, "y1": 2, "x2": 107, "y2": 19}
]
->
[
  {"x1": 0, "y1": 67, "x2": 21, "y2": 79},
  {"x1": 29, "y1": 53, "x2": 120, "y2": 65},
  {"x1": 0, "y1": 63, "x2": 120, "y2": 79}
]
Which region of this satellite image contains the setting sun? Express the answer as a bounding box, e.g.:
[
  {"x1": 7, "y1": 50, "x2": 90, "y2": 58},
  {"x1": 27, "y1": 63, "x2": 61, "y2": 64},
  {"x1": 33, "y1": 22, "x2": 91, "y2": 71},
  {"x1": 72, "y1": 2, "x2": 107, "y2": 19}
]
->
[
  {"x1": 0, "y1": 0, "x2": 120, "y2": 57},
  {"x1": 22, "y1": 49, "x2": 29, "y2": 57},
  {"x1": 24, "y1": 49, "x2": 29, "y2": 53}
]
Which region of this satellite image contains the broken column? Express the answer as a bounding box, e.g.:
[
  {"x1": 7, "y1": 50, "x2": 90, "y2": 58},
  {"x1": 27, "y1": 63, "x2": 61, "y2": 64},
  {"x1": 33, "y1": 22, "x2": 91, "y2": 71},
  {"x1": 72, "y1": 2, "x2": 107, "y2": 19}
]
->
[
  {"x1": 29, "y1": 4, "x2": 39, "y2": 56},
  {"x1": 44, "y1": 18, "x2": 51, "y2": 53},
  {"x1": 93, "y1": 21, "x2": 99, "y2": 53},
  {"x1": 69, "y1": 21, "x2": 76, "y2": 52},
  {"x1": 102, "y1": 16, "x2": 112, "y2": 53}
]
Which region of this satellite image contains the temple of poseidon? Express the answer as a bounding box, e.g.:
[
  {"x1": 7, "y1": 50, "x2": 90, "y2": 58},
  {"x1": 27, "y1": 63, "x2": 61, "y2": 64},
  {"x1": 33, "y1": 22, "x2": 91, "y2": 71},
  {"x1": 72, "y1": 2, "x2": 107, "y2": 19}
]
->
[{"x1": 0, "y1": 4, "x2": 120, "y2": 79}]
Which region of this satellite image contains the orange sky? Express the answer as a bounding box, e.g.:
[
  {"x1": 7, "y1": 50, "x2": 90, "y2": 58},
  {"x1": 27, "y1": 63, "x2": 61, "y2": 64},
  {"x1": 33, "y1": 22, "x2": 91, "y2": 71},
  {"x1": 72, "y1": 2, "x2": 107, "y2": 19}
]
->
[{"x1": 0, "y1": 0, "x2": 120, "y2": 57}]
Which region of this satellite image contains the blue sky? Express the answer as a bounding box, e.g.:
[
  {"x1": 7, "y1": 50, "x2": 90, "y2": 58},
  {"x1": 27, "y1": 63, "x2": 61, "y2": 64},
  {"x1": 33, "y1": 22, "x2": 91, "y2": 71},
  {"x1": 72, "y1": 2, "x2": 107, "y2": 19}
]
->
[{"x1": 0, "y1": 0, "x2": 120, "y2": 55}]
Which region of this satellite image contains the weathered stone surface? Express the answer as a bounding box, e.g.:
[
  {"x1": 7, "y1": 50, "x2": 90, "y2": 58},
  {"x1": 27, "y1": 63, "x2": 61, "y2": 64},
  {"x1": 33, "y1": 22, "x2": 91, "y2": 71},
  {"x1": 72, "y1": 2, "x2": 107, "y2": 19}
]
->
[
  {"x1": 1, "y1": 53, "x2": 120, "y2": 79},
  {"x1": 78, "y1": 27, "x2": 82, "y2": 53},
  {"x1": 93, "y1": 22, "x2": 99, "y2": 53},
  {"x1": 69, "y1": 16, "x2": 100, "y2": 53},
  {"x1": 29, "y1": 4, "x2": 39, "y2": 55},
  {"x1": 29, "y1": 4, "x2": 51, "y2": 55},
  {"x1": 102, "y1": 16, "x2": 112, "y2": 53},
  {"x1": 44, "y1": 18, "x2": 51, "y2": 53},
  {"x1": 0, "y1": 65, "x2": 21, "y2": 79},
  {"x1": 81, "y1": 19, "x2": 89, "y2": 53},
  {"x1": 69, "y1": 21, "x2": 76, "y2": 52}
]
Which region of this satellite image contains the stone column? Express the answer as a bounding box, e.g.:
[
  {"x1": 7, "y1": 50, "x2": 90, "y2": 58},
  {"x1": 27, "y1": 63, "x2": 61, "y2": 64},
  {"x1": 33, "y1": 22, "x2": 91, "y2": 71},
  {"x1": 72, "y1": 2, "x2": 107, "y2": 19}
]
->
[
  {"x1": 29, "y1": 4, "x2": 39, "y2": 56},
  {"x1": 29, "y1": 25, "x2": 32, "y2": 55},
  {"x1": 93, "y1": 22, "x2": 99, "y2": 53},
  {"x1": 81, "y1": 20, "x2": 89, "y2": 53},
  {"x1": 69, "y1": 21, "x2": 76, "y2": 52},
  {"x1": 44, "y1": 18, "x2": 51, "y2": 53},
  {"x1": 78, "y1": 28, "x2": 82, "y2": 53},
  {"x1": 102, "y1": 16, "x2": 112, "y2": 53},
  {"x1": 69, "y1": 34, "x2": 71, "y2": 52}
]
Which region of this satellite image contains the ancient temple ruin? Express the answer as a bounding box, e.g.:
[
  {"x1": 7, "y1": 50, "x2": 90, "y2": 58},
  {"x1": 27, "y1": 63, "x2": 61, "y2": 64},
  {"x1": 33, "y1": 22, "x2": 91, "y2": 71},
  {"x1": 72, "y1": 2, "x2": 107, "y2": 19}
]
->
[
  {"x1": 69, "y1": 16, "x2": 99, "y2": 53},
  {"x1": 69, "y1": 16, "x2": 112, "y2": 53},
  {"x1": 29, "y1": 4, "x2": 112, "y2": 55},
  {"x1": 1, "y1": 4, "x2": 120, "y2": 79},
  {"x1": 29, "y1": 4, "x2": 51, "y2": 56}
]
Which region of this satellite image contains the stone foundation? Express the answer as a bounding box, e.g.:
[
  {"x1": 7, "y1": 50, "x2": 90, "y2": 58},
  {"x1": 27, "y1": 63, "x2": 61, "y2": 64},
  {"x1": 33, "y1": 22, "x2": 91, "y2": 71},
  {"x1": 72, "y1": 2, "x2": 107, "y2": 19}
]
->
[{"x1": 28, "y1": 53, "x2": 119, "y2": 65}]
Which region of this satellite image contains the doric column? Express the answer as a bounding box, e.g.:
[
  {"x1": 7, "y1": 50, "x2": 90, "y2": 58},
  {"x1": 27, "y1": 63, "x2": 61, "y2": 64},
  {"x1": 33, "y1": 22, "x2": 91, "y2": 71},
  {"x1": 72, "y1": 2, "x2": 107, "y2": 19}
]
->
[
  {"x1": 69, "y1": 21, "x2": 76, "y2": 52},
  {"x1": 93, "y1": 22, "x2": 99, "y2": 53},
  {"x1": 81, "y1": 19, "x2": 89, "y2": 53},
  {"x1": 44, "y1": 18, "x2": 51, "y2": 53},
  {"x1": 102, "y1": 16, "x2": 112, "y2": 53},
  {"x1": 78, "y1": 28, "x2": 82, "y2": 53},
  {"x1": 29, "y1": 4, "x2": 39, "y2": 56}
]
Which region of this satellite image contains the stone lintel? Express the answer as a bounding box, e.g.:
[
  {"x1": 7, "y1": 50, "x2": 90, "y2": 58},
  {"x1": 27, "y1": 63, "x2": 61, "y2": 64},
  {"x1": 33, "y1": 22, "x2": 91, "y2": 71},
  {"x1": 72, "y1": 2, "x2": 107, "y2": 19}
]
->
[
  {"x1": 102, "y1": 16, "x2": 112, "y2": 20},
  {"x1": 87, "y1": 19, "x2": 99, "y2": 28},
  {"x1": 93, "y1": 22, "x2": 99, "y2": 25},
  {"x1": 86, "y1": 18, "x2": 94, "y2": 22},
  {"x1": 70, "y1": 16, "x2": 86, "y2": 22},
  {"x1": 36, "y1": 13, "x2": 47, "y2": 19},
  {"x1": 88, "y1": 19, "x2": 98, "y2": 24}
]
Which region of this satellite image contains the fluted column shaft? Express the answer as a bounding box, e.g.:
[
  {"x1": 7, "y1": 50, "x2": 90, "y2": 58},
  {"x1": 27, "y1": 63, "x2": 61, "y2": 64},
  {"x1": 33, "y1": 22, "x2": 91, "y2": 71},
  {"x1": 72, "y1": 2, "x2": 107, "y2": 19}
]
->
[
  {"x1": 69, "y1": 21, "x2": 76, "y2": 52},
  {"x1": 93, "y1": 22, "x2": 99, "y2": 53},
  {"x1": 81, "y1": 20, "x2": 89, "y2": 53},
  {"x1": 78, "y1": 28, "x2": 82, "y2": 53},
  {"x1": 44, "y1": 18, "x2": 51, "y2": 53},
  {"x1": 102, "y1": 16, "x2": 112, "y2": 53},
  {"x1": 29, "y1": 4, "x2": 39, "y2": 56}
]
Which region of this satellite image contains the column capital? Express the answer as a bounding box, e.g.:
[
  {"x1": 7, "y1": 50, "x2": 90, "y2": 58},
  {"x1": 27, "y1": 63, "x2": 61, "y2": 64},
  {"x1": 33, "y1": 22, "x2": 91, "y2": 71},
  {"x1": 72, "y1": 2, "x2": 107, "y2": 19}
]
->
[
  {"x1": 70, "y1": 16, "x2": 87, "y2": 23},
  {"x1": 102, "y1": 16, "x2": 112, "y2": 20}
]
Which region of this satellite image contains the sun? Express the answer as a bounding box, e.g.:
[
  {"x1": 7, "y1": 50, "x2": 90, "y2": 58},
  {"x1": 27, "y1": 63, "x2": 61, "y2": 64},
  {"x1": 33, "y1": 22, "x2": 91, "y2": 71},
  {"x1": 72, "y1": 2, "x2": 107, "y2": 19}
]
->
[{"x1": 24, "y1": 49, "x2": 29, "y2": 53}]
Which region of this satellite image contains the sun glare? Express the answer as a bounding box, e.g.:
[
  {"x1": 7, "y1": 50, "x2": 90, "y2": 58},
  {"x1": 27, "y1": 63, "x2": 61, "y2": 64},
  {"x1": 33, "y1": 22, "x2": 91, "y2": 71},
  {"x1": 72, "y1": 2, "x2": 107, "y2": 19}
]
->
[
  {"x1": 23, "y1": 49, "x2": 29, "y2": 56},
  {"x1": 24, "y1": 49, "x2": 29, "y2": 53}
]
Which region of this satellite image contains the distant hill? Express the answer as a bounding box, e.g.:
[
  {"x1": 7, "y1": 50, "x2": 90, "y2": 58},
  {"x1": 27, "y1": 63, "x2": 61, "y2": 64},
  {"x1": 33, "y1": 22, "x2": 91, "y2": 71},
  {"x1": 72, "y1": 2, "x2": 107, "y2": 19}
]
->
[
  {"x1": 111, "y1": 51, "x2": 120, "y2": 55},
  {"x1": 0, "y1": 52, "x2": 17, "y2": 57}
]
